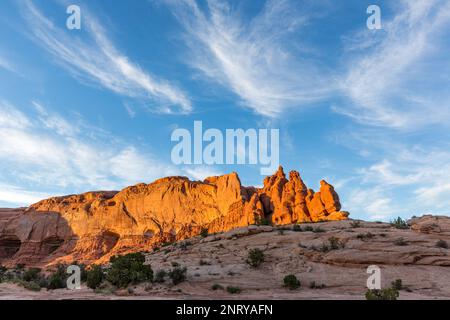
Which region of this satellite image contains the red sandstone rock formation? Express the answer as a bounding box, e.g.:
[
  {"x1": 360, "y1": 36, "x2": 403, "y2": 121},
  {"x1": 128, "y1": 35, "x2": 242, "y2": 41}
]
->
[{"x1": 0, "y1": 167, "x2": 348, "y2": 266}]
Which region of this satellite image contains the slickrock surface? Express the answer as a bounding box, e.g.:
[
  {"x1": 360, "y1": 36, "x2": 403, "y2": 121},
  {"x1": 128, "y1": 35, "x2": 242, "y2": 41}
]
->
[
  {"x1": 0, "y1": 216, "x2": 449, "y2": 300},
  {"x1": 0, "y1": 167, "x2": 347, "y2": 267}
]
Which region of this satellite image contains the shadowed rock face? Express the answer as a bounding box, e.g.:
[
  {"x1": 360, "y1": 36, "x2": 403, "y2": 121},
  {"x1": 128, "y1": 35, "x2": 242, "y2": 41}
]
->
[{"x1": 0, "y1": 167, "x2": 348, "y2": 266}]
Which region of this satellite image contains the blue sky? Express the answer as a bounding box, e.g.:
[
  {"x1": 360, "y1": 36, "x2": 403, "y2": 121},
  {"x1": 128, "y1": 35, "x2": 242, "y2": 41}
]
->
[{"x1": 1, "y1": 0, "x2": 450, "y2": 221}]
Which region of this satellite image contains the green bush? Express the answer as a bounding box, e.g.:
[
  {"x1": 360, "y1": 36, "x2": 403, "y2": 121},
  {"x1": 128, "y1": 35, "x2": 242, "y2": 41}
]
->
[
  {"x1": 86, "y1": 265, "x2": 103, "y2": 289},
  {"x1": 154, "y1": 270, "x2": 167, "y2": 283},
  {"x1": 436, "y1": 239, "x2": 448, "y2": 249},
  {"x1": 390, "y1": 217, "x2": 409, "y2": 229},
  {"x1": 22, "y1": 268, "x2": 42, "y2": 282},
  {"x1": 23, "y1": 281, "x2": 41, "y2": 292},
  {"x1": 47, "y1": 264, "x2": 68, "y2": 290},
  {"x1": 283, "y1": 274, "x2": 300, "y2": 290},
  {"x1": 293, "y1": 224, "x2": 303, "y2": 232},
  {"x1": 246, "y1": 248, "x2": 265, "y2": 268},
  {"x1": 168, "y1": 266, "x2": 187, "y2": 285},
  {"x1": 303, "y1": 226, "x2": 314, "y2": 232},
  {"x1": 211, "y1": 283, "x2": 224, "y2": 291},
  {"x1": 328, "y1": 237, "x2": 344, "y2": 250},
  {"x1": 309, "y1": 281, "x2": 325, "y2": 289},
  {"x1": 391, "y1": 279, "x2": 403, "y2": 291},
  {"x1": 226, "y1": 286, "x2": 241, "y2": 294},
  {"x1": 106, "y1": 252, "x2": 153, "y2": 288},
  {"x1": 365, "y1": 288, "x2": 399, "y2": 300}
]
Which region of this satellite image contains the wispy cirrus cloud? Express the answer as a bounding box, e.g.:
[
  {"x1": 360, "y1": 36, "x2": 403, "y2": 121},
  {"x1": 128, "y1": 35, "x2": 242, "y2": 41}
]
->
[
  {"x1": 168, "y1": 0, "x2": 333, "y2": 117},
  {"x1": 0, "y1": 56, "x2": 15, "y2": 73},
  {"x1": 337, "y1": 0, "x2": 450, "y2": 128},
  {"x1": 21, "y1": 0, "x2": 192, "y2": 114}
]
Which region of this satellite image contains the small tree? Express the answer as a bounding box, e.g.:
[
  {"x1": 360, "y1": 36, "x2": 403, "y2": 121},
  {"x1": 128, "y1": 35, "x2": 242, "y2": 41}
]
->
[
  {"x1": 22, "y1": 268, "x2": 42, "y2": 282},
  {"x1": 283, "y1": 275, "x2": 300, "y2": 290},
  {"x1": 47, "y1": 264, "x2": 68, "y2": 290},
  {"x1": 168, "y1": 266, "x2": 187, "y2": 285},
  {"x1": 86, "y1": 265, "x2": 103, "y2": 289},
  {"x1": 390, "y1": 217, "x2": 409, "y2": 229},
  {"x1": 106, "y1": 252, "x2": 153, "y2": 288},
  {"x1": 246, "y1": 248, "x2": 265, "y2": 268},
  {"x1": 154, "y1": 270, "x2": 167, "y2": 283},
  {"x1": 226, "y1": 286, "x2": 241, "y2": 294},
  {"x1": 391, "y1": 279, "x2": 403, "y2": 291}
]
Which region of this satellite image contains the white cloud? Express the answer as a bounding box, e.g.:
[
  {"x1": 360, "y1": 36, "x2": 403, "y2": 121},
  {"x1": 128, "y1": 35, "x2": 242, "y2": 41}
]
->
[
  {"x1": 0, "y1": 56, "x2": 15, "y2": 73},
  {"x1": 21, "y1": 0, "x2": 191, "y2": 114},
  {"x1": 184, "y1": 166, "x2": 223, "y2": 181},
  {"x1": 169, "y1": 0, "x2": 333, "y2": 117},
  {"x1": 338, "y1": 0, "x2": 450, "y2": 128},
  {"x1": 343, "y1": 186, "x2": 398, "y2": 221},
  {"x1": 0, "y1": 101, "x2": 179, "y2": 198},
  {"x1": 0, "y1": 184, "x2": 55, "y2": 207}
]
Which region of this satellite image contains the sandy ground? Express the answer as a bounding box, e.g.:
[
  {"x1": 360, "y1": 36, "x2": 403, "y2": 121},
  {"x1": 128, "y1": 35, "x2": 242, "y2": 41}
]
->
[{"x1": 1, "y1": 219, "x2": 449, "y2": 300}]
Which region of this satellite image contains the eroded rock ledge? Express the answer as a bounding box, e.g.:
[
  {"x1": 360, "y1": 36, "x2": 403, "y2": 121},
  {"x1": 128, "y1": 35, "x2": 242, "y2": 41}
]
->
[{"x1": 0, "y1": 166, "x2": 348, "y2": 266}]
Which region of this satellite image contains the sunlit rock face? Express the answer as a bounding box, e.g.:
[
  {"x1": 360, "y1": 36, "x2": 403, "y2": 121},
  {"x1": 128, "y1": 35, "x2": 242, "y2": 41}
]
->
[{"x1": 0, "y1": 167, "x2": 348, "y2": 266}]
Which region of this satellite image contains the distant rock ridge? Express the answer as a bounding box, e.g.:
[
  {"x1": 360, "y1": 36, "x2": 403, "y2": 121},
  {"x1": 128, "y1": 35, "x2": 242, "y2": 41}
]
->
[{"x1": 0, "y1": 166, "x2": 348, "y2": 266}]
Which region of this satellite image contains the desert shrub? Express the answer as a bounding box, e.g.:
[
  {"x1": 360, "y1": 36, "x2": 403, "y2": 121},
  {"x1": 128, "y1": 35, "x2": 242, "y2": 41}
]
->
[
  {"x1": 47, "y1": 264, "x2": 68, "y2": 290},
  {"x1": 106, "y1": 252, "x2": 153, "y2": 288},
  {"x1": 303, "y1": 226, "x2": 314, "y2": 232},
  {"x1": 179, "y1": 241, "x2": 192, "y2": 251},
  {"x1": 357, "y1": 232, "x2": 374, "y2": 241},
  {"x1": 246, "y1": 248, "x2": 265, "y2": 268},
  {"x1": 309, "y1": 281, "x2": 325, "y2": 289},
  {"x1": 38, "y1": 277, "x2": 49, "y2": 288},
  {"x1": 86, "y1": 265, "x2": 103, "y2": 289},
  {"x1": 211, "y1": 283, "x2": 224, "y2": 291},
  {"x1": 328, "y1": 237, "x2": 344, "y2": 250},
  {"x1": 168, "y1": 266, "x2": 187, "y2": 285},
  {"x1": 23, "y1": 281, "x2": 41, "y2": 292},
  {"x1": 436, "y1": 239, "x2": 448, "y2": 249},
  {"x1": 350, "y1": 220, "x2": 361, "y2": 228},
  {"x1": 391, "y1": 279, "x2": 403, "y2": 291},
  {"x1": 200, "y1": 228, "x2": 209, "y2": 238},
  {"x1": 390, "y1": 217, "x2": 409, "y2": 229},
  {"x1": 293, "y1": 224, "x2": 303, "y2": 232},
  {"x1": 226, "y1": 286, "x2": 241, "y2": 294},
  {"x1": 0, "y1": 265, "x2": 6, "y2": 283},
  {"x1": 283, "y1": 274, "x2": 300, "y2": 290},
  {"x1": 313, "y1": 227, "x2": 325, "y2": 233},
  {"x1": 394, "y1": 238, "x2": 408, "y2": 246},
  {"x1": 365, "y1": 288, "x2": 399, "y2": 300},
  {"x1": 154, "y1": 270, "x2": 167, "y2": 283},
  {"x1": 22, "y1": 268, "x2": 42, "y2": 282}
]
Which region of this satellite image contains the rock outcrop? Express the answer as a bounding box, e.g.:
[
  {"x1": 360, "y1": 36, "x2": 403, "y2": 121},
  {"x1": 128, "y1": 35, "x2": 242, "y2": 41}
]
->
[{"x1": 0, "y1": 166, "x2": 348, "y2": 266}]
